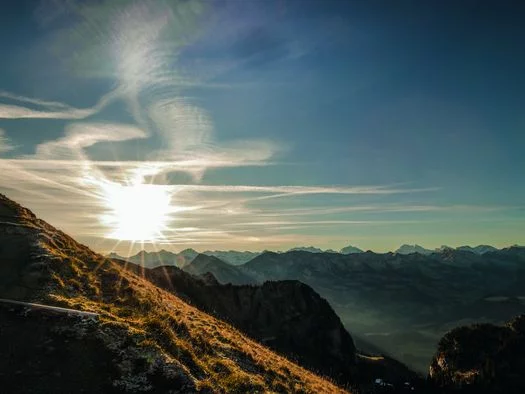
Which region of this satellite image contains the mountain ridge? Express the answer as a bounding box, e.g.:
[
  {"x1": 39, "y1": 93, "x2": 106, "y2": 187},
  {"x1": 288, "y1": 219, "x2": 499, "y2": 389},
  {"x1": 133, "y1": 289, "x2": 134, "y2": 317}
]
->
[{"x1": 183, "y1": 254, "x2": 256, "y2": 285}]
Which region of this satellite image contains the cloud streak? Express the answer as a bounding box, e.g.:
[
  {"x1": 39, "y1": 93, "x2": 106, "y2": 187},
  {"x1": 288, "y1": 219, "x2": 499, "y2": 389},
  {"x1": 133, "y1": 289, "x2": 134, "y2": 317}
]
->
[
  {"x1": 0, "y1": 89, "x2": 120, "y2": 119},
  {"x1": 32, "y1": 122, "x2": 147, "y2": 160}
]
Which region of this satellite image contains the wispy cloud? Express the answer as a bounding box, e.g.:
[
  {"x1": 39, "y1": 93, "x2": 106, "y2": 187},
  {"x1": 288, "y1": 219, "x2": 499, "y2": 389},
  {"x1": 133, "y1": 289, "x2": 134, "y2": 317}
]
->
[
  {"x1": 252, "y1": 204, "x2": 511, "y2": 217},
  {"x1": 0, "y1": 89, "x2": 119, "y2": 119},
  {"x1": 172, "y1": 184, "x2": 439, "y2": 201},
  {"x1": 224, "y1": 220, "x2": 429, "y2": 227},
  {"x1": 172, "y1": 185, "x2": 430, "y2": 194},
  {"x1": 0, "y1": 129, "x2": 15, "y2": 153},
  {"x1": 31, "y1": 122, "x2": 147, "y2": 160}
]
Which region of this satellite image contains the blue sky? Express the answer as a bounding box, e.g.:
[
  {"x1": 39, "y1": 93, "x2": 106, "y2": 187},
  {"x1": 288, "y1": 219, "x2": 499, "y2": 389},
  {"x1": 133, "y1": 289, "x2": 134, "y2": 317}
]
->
[{"x1": 0, "y1": 0, "x2": 524, "y2": 254}]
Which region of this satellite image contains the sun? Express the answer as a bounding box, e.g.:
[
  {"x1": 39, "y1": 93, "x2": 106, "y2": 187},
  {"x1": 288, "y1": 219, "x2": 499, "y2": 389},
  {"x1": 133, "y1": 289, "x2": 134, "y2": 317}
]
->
[{"x1": 100, "y1": 182, "x2": 172, "y2": 241}]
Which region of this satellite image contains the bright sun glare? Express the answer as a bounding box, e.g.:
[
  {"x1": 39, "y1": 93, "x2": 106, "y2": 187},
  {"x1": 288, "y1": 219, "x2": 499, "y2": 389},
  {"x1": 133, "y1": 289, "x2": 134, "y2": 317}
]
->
[{"x1": 101, "y1": 182, "x2": 172, "y2": 241}]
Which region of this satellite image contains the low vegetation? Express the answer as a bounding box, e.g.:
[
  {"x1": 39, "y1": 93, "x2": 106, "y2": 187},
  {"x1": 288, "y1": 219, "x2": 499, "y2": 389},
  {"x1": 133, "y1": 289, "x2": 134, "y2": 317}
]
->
[{"x1": 0, "y1": 194, "x2": 347, "y2": 393}]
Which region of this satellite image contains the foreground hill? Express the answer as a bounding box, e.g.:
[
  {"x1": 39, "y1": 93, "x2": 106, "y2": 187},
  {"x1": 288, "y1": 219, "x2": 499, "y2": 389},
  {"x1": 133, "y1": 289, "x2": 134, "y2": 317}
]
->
[
  {"x1": 0, "y1": 194, "x2": 347, "y2": 393},
  {"x1": 429, "y1": 315, "x2": 525, "y2": 393}
]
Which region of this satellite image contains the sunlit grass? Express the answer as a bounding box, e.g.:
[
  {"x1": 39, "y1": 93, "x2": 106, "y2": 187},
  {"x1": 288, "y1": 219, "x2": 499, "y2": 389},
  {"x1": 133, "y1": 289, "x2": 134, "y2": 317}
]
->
[{"x1": 23, "y1": 211, "x2": 348, "y2": 393}]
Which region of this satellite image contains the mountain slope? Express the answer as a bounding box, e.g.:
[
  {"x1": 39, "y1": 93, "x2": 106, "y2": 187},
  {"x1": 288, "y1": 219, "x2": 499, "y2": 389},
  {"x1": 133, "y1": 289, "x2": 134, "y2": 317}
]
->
[
  {"x1": 0, "y1": 194, "x2": 347, "y2": 393},
  {"x1": 123, "y1": 263, "x2": 358, "y2": 385}
]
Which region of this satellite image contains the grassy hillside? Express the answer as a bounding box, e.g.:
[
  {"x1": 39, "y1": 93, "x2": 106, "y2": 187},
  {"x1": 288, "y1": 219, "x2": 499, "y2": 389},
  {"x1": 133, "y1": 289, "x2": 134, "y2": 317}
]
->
[
  {"x1": 123, "y1": 263, "x2": 358, "y2": 386},
  {"x1": 0, "y1": 194, "x2": 347, "y2": 393}
]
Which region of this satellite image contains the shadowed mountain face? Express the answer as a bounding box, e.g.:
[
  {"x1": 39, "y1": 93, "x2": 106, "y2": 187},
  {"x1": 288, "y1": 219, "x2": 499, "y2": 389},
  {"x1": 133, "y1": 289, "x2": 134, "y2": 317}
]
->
[
  {"x1": 183, "y1": 254, "x2": 257, "y2": 285},
  {"x1": 181, "y1": 249, "x2": 525, "y2": 373},
  {"x1": 340, "y1": 245, "x2": 364, "y2": 254},
  {"x1": 0, "y1": 194, "x2": 347, "y2": 393},
  {"x1": 429, "y1": 315, "x2": 525, "y2": 393},
  {"x1": 122, "y1": 262, "x2": 358, "y2": 385}
]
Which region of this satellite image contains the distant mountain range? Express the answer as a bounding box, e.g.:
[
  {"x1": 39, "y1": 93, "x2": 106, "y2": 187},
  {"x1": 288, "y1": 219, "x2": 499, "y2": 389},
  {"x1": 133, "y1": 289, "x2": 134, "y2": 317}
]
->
[
  {"x1": 107, "y1": 245, "x2": 364, "y2": 267},
  {"x1": 395, "y1": 244, "x2": 500, "y2": 255},
  {"x1": 108, "y1": 243, "x2": 512, "y2": 268},
  {"x1": 111, "y1": 248, "x2": 199, "y2": 268}
]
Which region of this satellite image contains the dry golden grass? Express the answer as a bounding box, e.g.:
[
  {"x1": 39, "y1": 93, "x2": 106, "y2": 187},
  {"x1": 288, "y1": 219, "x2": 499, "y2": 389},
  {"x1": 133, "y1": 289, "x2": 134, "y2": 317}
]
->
[
  {"x1": 47, "y1": 259, "x2": 348, "y2": 392},
  {"x1": 2, "y1": 195, "x2": 349, "y2": 393}
]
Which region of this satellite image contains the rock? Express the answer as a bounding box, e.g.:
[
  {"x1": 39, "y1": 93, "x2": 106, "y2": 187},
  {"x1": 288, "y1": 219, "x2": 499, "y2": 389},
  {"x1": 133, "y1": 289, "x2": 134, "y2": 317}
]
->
[{"x1": 429, "y1": 315, "x2": 525, "y2": 393}]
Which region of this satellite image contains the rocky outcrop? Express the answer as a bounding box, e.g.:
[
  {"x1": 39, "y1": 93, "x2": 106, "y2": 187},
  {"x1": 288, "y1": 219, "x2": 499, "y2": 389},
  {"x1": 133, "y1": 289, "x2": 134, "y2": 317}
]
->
[
  {"x1": 198, "y1": 279, "x2": 358, "y2": 384},
  {"x1": 429, "y1": 315, "x2": 525, "y2": 393},
  {"x1": 0, "y1": 300, "x2": 195, "y2": 393}
]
